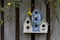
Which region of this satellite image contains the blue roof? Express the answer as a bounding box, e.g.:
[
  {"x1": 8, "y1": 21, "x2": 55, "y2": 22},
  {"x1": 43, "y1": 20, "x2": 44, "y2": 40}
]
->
[{"x1": 32, "y1": 9, "x2": 42, "y2": 25}]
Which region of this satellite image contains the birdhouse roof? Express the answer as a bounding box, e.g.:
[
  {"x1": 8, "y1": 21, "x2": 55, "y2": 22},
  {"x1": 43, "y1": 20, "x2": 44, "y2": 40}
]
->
[
  {"x1": 40, "y1": 18, "x2": 49, "y2": 25},
  {"x1": 32, "y1": 9, "x2": 40, "y2": 13}
]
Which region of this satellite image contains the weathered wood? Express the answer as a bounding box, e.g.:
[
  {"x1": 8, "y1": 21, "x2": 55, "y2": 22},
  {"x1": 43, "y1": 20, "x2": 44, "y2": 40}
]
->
[
  {"x1": 20, "y1": 0, "x2": 31, "y2": 40},
  {"x1": 50, "y1": 2, "x2": 60, "y2": 40},
  {"x1": 35, "y1": 0, "x2": 46, "y2": 40},
  {"x1": 4, "y1": 0, "x2": 15, "y2": 40}
]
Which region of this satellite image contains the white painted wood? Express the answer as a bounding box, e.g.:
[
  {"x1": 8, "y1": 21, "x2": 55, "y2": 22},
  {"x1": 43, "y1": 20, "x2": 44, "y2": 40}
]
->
[
  {"x1": 40, "y1": 22, "x2": 48, "y2": 33},
  {"x1": 23, "y1": 17, "x2": 32, "y2": 33},
  {"x1": 23, "y1": 17, "x2": 48, "y2": 33},
  {"x1": 39, "y1": 18, "x2": 48, "y2": 33}
]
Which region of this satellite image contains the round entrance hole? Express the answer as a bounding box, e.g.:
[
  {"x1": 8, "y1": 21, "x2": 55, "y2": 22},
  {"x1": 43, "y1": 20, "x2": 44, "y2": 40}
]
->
[
  {"x1": 35, "y1": 24, "x2": 38, "y2": 27},
  {"x1": 35, "y1": 17, "x2": 38, "y2": 21},
  {"x1": 42, "y1": 24, "x2": 45, "y2": 27},
  {"x1": 26, "y1": 26, "x2": 30, "y2": 29},
  {"x1": 35, "y1": 11, "x2": 38, "y2": 14},
  {"x1": 26, "y1": 20, "x2": 29, "y2": 24}
]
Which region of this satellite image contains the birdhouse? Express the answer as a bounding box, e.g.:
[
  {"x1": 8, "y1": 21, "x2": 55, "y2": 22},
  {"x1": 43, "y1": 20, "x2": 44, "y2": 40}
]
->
[
  {"x1": 23, "y1": 17, "x2": 32, "y2": 33},
  {"x1": 32, "y1": 9, "x2": 42, "y2": 32},
  {"x1": 32, "y1": 9, "x2": 42, "y2": 24},
  {"x1": 23, "y1": 9, "x2": 49, "y2": 33},
  {"x1": 32, "y1": 23, "x2": 40, "y2": 32},
  {"x1": 39, "y1": 19, "x2": 49, "y2": 33}
]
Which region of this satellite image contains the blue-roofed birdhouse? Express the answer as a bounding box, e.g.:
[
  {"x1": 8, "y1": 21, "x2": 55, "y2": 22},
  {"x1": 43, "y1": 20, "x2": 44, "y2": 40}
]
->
[
  {"x1": 32, "y1": 9, "x2": 42, "y2": 32},
  {"x1": 23, "y1": 9, "x2": 49, "y2": 33},
  {"x1": 32, "y1": 9, "x2": 42, "y2": 24}
]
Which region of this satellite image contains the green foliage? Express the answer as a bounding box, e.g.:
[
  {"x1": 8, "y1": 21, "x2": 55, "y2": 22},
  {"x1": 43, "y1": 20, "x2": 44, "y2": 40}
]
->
[
  {"x1": 0, "y1": 0, "x2": 21, "y2": 11},
  {"x1": 58, "y1": 0, "x2": 60, "y2": 3},
  {"x1": 0, "y1": 19, "x2": 3, "y2": 26}
]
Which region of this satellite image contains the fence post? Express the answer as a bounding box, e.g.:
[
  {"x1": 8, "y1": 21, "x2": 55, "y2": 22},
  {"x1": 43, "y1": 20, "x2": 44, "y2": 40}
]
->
[
  {"x1": 46, "y1": 0, "x2": 50, "y2": 40},
  {"x1": 31, "y1": 0, "x2": 35, "y2": 40},
  {"x1": 1, "y1": 0, "x2": 4, "y2": 40},
  {"x1": 15, "y1": 3, "x2": 20, "y2": 40}
]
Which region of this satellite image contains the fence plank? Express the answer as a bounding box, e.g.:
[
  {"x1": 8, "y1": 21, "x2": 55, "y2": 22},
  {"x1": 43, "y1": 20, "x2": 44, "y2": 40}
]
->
[
  {"x1": 20, "y1": 0, "x2": 31, "y2": 40},
  {"x1": 46, "y1": 1, "x2": 50, "y2": 40},
  {"x1": 50, "y1": 3, "x2": 60, "y2": 40},
  {"x1": 35, "y1": 0, "x2": 46, "y2": 40},
  {"x1": 15, "y1": 3, "x2": 19, "y2": 40},
  {"x1": 4, "y1": 0, "x2": 15, "y2": 40},
  {"x1": 1, "y1": 0, "x2": 4, "y2": 40},
  {"x1": 31, "y1": 0, "x2": 35, "y2": 40}
]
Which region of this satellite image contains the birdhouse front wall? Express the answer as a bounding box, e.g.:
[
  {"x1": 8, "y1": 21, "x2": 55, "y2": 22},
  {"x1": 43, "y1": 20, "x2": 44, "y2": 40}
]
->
[
  {"x1": 23, "y1": 17, "x2": 32, "y2": 33},
  {"x1": 23, "y1": 23, "x2": 32, "y2": 33},
  {"x1": 40, "y1": 22, "x2": 48, "y2": 33},
  {"x1": 32, "y1": 10, "x2": 42, "y2": 24}
]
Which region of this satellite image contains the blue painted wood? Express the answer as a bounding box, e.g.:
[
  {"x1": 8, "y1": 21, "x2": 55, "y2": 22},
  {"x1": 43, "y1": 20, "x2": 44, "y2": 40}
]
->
[
  {"x1": 32, "y1": 9, "x2": 42, "y2": 31},
  {"x1": 32, "y1": 9, "x2": 42, "y2": 24}
]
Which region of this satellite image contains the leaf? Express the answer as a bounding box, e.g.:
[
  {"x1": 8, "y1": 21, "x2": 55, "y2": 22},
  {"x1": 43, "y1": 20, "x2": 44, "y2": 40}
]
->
[
  {"x1": 58, "y1": 0, "x2": 60, "y2": 3},
  {"x1": 0, "y1": 19, "x2": 3, "y2": 26}
]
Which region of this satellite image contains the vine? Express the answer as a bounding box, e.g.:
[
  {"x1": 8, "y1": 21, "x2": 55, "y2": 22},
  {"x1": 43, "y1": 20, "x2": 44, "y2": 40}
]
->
[
  {"x1": 44, "y1": 0, "x2": 60, "y2": 36},
  {"x1": 0, "y1": 19, "x2": 3, "y2": 26},
  {"x1": 0, "y1": 0, "x2": 60, "y2": 26}
]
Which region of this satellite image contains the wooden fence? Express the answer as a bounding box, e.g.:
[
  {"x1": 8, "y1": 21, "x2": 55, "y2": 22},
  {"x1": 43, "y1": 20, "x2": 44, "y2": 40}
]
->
[{"x1": 0, "y1": 0, "x2": 60, "y2": 40}]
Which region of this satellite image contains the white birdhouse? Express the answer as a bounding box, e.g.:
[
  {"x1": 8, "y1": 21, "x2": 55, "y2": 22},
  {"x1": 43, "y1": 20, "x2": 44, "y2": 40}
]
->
[
  {"x1": 23, "y1": 9, "x2": 49, "y2": 33},
  {"x1": 23, "y1": 17, "x2": 32, "y2": 33},
  {"x1": 39, "y1": 19, "x2": 49, "y2": 33}
]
